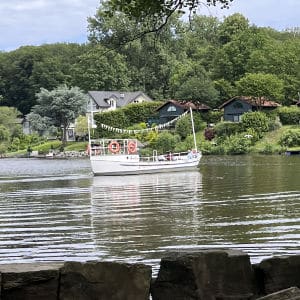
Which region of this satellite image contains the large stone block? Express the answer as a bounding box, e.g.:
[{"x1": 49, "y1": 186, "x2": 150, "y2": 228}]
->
[
  {"x1": 258, "y1": 255, "x2": 300, "y2": 294},
  {"x1": 151, "y1": 249, "x2": 255, "y2": 300},
  {"x1": 0, "y1": 263, "x2": 62, "y2": 300},
  {"x1": 256, "y1": 286, "x2": 300, "y2": 300},
  {"x1": 59, "y1": 260, "x2": 152, "y2": 300}
]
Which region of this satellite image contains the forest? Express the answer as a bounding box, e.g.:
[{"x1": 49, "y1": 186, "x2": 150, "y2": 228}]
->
[
  {"x1": 0, "y1": 3, "x2": 300, "y2": 156},
  {"x1": 0, "y1": 7, "x2": 299, "y2": 116}
]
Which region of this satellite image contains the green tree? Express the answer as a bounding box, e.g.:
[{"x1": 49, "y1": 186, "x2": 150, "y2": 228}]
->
[
  {"x1": 0, "y1": 125, "x2": 10, "y2": 141},
  {"x1": 217, "y1": 13, "x2": 250, "y2": 44},
  {"x1": 88, "y1": 5, "x2": 180, "y2": 99},
  {"x1": 71, "y1": 45, "x2": 130, "y2": 91},
  {"x1": 0, "y1": 44, "x2": 86, "y2": 114},
  {"x1": 75, "y1": 115, "x2": 88, "y2": 139},
  {"x1": 169, "y1": 61, "x2": 219, "y2": 106},
  {"x1": 0, "y1": 106, "x2": 22, "y2": 137},
  {"x1": 31, "y1": 85, "x2": 88, "y2": 144},
  {"x1": 246, "y1": 38, "x2": 300, "y2": 103},
  {"x1": 104, "y1": 0, "x2": 233, "y2": 35},
  {"x1": 236, "y1": 73, "x2": 285, "y2": 104}
]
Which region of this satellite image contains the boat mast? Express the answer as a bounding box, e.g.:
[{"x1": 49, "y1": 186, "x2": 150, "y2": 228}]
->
[
  {"x1": 190, "y1": 107, "x2": 197, "y2": 152},
  {"x1": 87, "y1": 114, "x2": 92, "y2": 159}
]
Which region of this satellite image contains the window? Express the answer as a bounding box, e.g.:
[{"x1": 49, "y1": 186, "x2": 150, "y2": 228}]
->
[
  {"x1": 233, "y1": 102, "x2": 243, "y2": 109},
  {"x1": 233, "y1": 115, "x2": 242, "y2": 122},
  {"x1": 167, "y1": 105, "x2": 177, "y2": 112}
]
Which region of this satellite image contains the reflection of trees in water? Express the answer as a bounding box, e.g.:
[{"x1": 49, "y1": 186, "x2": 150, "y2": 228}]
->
[
  {"x1": 90, "y1": 172, "x2": 203, "y2": 262},
  {"x1": 198, "y1": 155, "x2": 300, "y2": 261}
]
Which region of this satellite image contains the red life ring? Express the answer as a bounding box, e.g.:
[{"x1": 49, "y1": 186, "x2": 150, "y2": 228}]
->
[
  {"x1": 127, "y1": 141, "x2": 137, "y2": 154},
  {"x1": 108, "y1": 141, "x2": 120, "y2": 153}
]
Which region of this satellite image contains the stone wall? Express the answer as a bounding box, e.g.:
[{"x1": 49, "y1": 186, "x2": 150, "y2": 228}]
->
[{"x1": 0, "y1": 250, "x2": 299, "y2": 300}]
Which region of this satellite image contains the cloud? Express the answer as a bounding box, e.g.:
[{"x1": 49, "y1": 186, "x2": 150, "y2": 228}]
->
[
  {"x1": 0, "y1": 0, "x2": 99, "y2": 51},
  {"x1": 1, "y1": 0, "x2": 299, "y2": 52},
  {"x1": 206, "y1": 0, "x2": 300, "y2": 30}
]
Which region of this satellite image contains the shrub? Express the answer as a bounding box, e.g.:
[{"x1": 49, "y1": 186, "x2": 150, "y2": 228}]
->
[
  {"x1": 214, "y1": 121, "x2": 241, "y2": 138},
  {"x1": 241, "y1": 111, "x2": 269, "y2": 138},
  {"x1": 200, "y1": 110, "x2": 223, "y2": 124},
  {"x1": 94, "y1": 101, "x2": 161, "y2": 138},
  {"x1": 122, "y1": 101, "x2": 161, "y2": 124},
  {"x1": 154, "y1": 132, "x2": 180, "y2": 154},
  {"x1": 279, "y1": 129, "x2": 300, "y2": 147},
  {"x1": 278, "y1": 106, "x2": 300, "y2": 125},
  {"x1": 175, "y1": 113, "x2": 204, "y2": 140},
  {"x1": 268, "y1": 118, "x2": 282, "y2": 131},
  {"x1": 222, "y1": 134, "x2": 252, "y2": 155},
  {"x1": 258, "y1": 143, "x2": 284, "y2": 155},
  {"x1": 204, "y1": 127, "x2": 215, "y2": 141}
]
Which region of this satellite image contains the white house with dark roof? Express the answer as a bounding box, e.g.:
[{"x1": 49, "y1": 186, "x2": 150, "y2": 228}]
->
[{"x1": 87, "y1": 91, "x2": 153, "y2": 127}]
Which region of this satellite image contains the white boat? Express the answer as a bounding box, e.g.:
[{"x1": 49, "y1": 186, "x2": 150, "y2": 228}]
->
[
  {"x1": 89, "y1": 139, "x2": 201, "y2": 176},
  {"x1": 88, "y1": 107, "x2": 201, "y2": 176}
]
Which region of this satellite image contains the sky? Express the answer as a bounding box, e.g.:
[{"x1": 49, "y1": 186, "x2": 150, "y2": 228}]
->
[{"x1": 0, "y1": 0, "x2": 299, "y2": 52}]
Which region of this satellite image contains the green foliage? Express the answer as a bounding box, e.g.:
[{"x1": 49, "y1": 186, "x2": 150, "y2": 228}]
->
[
  {"x1": 122, "y1": 101, "x2": 161, "y2": 124},
  {"x1": 94, "y1": 101, "x2": 161, "y2": 137},
  {"x1": 258, "y1": 143, "x2": 282, "y2": 155},
  {"x1": 0, "y1": 106, "x2": 22, "y2": 137},
  {"x1": 1, "y1": 11, "x2": 300, "y2": 115},
  {"x1": 154, "y1": 131, "x2": 180, "y2": 154},
  {"x1": 279, "y1": 129, "x2": 300, "y2": 147},
  {"x1": 32, "y1": 141, "x2": 62, "y2": 153},
  {"x1": 241, "y1": 111, "x2": 270, "y2": 138},
  {"x1": 75, "y1": 115, "x2": 88, "y2": 138},
  {"x1": 32, "y1": 85, "x2": 87, "y2": 143},
  {"x1": 169, "y1": 62, "x2": 219, "y2": 105},
  {"x1": 71, "y1": 45, "x2": 130, "y2": 91},
  {"x1": 278, "y1": 106, "x2": 300, "y2": 125},
  {"x1": 236, "y1": 73, "x2": 285, "y2": 102},
  {"x1": 104, "y1": 0, "x2": 233, "y2": 27},
  {"x1": 175, "y1": 113, "x2": 203, "y2": 140},
  {"x1": 214, "y1": 121, "x2": 241, "y2": 137},
  {"x1": 222, "y1": 134, "x2": 252, "y2": 154},
  {"x1": 201, "y1": 110, "x2": 223, "y2": 124},
  {"x1": 0, "y1": 44, "x2": 86, "y2": 114},
  {"x1": 0, "y1": 125, "x2": 10, "y2": 141}
]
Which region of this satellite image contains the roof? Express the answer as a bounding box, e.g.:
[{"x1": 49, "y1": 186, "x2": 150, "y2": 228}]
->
[
  {"x1": 88, "y1": 91, "x2": 153, "y2": 108},
  {"x1": 219, "y1": 96, "x2": 281, "y2": 109},
  {"x1": 156, "y1": 100, "x2": 211, "y2": 111}
]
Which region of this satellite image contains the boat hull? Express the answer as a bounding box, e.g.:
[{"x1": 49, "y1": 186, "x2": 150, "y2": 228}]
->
[{"x1": 90, "y1": 154, "x2": 201, "y2": 176}]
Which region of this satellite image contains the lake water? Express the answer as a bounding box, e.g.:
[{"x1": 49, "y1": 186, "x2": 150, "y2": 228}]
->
[{"x1": 0, "y1": 155, "x2": 299, "y2": 274}]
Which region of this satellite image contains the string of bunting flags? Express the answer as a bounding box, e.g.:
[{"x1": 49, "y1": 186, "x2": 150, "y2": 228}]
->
[{"x1": 98, "y1": 110, "x2": 189, "y2": 134}]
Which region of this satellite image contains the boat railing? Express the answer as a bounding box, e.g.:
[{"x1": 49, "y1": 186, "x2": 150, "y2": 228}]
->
[
  {"x1": 139, "y1": 151, "x2": 190, "y2": 162},
  {"x1": 89, "y1": 139, "x2": 139, "y2": 156},
  {"x1": 89, "y1": 139, "x2": 199, "y2": 161}
]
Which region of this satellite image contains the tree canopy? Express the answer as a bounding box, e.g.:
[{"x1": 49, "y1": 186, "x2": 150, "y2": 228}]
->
[
  {"x1": 30, "y1": 85, "x2": 88, "y2": 144},
  {"x1": 104, "y1": 0, "x2": 234, "y2": 33},
  {"x1": 0, "y1": 11, "x2": 299, "y2": 115}
]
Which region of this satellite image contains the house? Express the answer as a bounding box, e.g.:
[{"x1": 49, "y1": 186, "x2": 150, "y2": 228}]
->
[
  {"x1": 87, "y1": 91, "x2": 153, "y2": 128},
  {"x1": 156, "y1": 100, "x2": 211, "y2": 124},
  {"x1": 219, "y1": 96, "x2": 281, "y2": 122},
  {"x1": 87, "y1": 91, "x2": 153, "y2": 113}
]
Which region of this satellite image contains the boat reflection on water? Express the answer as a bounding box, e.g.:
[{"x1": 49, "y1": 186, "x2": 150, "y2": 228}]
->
[
  {"x1": 90, "y1": 171, "x2": 203, "y2": 268},
  {"x1": 91, "y1": 171, "x2": 202, "y2": 205}
]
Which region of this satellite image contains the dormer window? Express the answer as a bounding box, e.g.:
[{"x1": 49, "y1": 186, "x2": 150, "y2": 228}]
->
[
  {"x1": 167, "y1": 105, "x2": 177, "y2": 112},
  {"x1": 107, "y1": 98, "x2": 116, "y2": 109}
]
